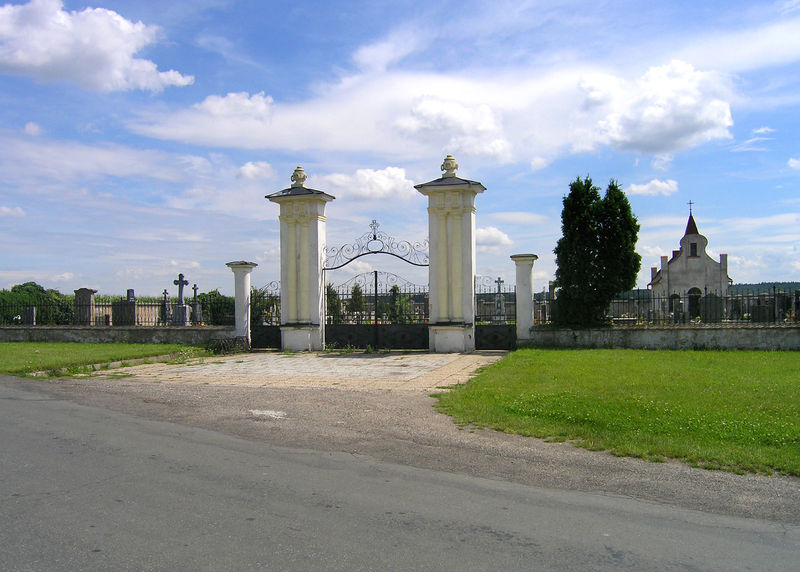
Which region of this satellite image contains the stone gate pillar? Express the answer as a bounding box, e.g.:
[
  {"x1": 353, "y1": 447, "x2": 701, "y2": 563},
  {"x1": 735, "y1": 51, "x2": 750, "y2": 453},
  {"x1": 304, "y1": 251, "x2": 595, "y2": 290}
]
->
[
  {"x1": 511, "y1": 254, "x2": 538, "y2": 342},
  {"x1": 415, "y1": 155, "x2": 485, "y2": 352},
  {"x1": 267, "y1": 166, "x2": 334, "y2": 351},
  {"x1": 227, "y1": 261, "x2": 257, "y2": 344}
]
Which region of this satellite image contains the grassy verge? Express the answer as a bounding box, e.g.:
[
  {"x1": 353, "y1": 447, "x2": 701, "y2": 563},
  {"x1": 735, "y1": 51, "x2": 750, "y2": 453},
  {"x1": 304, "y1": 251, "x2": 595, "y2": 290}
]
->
[
  {"x1": 0, "y1": 342, "x2": 207, "y2": 377},
  {"x1": 433, "y1": 349, "x2": 800, "y2": 475}
]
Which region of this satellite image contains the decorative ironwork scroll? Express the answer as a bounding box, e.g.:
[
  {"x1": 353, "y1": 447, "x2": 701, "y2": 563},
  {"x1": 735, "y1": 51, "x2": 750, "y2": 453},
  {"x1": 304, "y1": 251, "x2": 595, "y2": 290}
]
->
[
  {"x1": 259, "y1": 280, "x2": 281, "y2": 296},
  {"x1": 324, "y1": 220, "x2": 429, "y2": 270}
]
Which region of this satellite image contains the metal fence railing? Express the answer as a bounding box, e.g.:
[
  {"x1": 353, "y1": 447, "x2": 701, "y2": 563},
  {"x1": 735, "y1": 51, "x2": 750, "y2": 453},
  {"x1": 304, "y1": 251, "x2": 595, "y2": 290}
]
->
[
  {"x1": 326, "y1": 272, "x2": 429, "y2": 325},
  {"x1": 474, "y1": 276, "x2": 516, "y2": 324},
  {"x1": 0, "y1": 300, "x2": 234, "y2": 327},
  {"x1": 532, "y1": 288, "x2": 800, "y2": 326}
]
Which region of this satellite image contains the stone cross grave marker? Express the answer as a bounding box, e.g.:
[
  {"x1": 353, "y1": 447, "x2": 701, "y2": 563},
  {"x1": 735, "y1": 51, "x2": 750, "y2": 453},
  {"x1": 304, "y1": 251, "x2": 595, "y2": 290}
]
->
[
  {"x1": 495, "y1": 276, "x2": 506, "y2": 321},
  {"x1": 161, "y1": 289, "x2": 172, "y2": 324},
  {"x1": 174, "y1": 273, "x2": 189, "y2": 304},
  {"x1": 192, "y1": 283, "x2": 202, "y2": 324},
  {"x1": 172, "y1": 274, "x2": 190, "y2": 326}
]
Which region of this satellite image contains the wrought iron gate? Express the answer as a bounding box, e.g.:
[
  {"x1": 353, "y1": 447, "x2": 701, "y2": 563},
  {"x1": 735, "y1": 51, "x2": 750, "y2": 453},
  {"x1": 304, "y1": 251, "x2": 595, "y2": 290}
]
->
[
  {"x1": 325, "y1": 271, "x2": 428, "y2": 349},
  {"x1": 251, "y1": 281, "x2": 281, "y2": 349},
  {"x1": 324, "y1": 221, "x2": 429, "y2": 349},
  {"x1": 474, "y1": 275, "x2": 517, "y2": 350}
]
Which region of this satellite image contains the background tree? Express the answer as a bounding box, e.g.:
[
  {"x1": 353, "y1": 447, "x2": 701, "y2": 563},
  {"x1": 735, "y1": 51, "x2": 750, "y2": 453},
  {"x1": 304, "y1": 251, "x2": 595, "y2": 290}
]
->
[
  {"x1": 597, "y1": 180, "x2": 641, "y2": 304},
  {"x1": 197, "y1": 289, "x2": 235, "y2": 326},
  {"x1": 326, "y1": 283, "x2": 343, "y2": 324},
  {"x1": 250, "y1": 285, "x2": 279, "y2": 326},
  {"x1": 0, "y1": 282, "x2": 72, "y2": 325},
  {"x1": 553, "y1": 176, "x2": 640, "y2": 326},
  {"x1": 387, "y1": 284, "x2": 412, "y2": 324},
  {"x1": 348, "y1": 283, "x2": 365, "y2": 323}
]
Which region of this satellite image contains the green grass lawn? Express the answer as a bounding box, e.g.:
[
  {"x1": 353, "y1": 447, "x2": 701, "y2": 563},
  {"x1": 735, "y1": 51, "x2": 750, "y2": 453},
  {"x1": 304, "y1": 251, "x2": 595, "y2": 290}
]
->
[
  {"x1": 434, "y1": 349, "x2": 800, "y2": 475},
  {"x1": 0, "y1": 342, "x2": 205, "y2": 377}
]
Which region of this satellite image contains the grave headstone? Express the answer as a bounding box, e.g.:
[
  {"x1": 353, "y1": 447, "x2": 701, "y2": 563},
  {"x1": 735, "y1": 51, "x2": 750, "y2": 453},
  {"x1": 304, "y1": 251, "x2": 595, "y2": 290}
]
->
[
  {"x1": 112, "y1": 288, "x2": 137, "y2": 326},
  {"x1": 191, "y1": 283, "x2": 203, "y2": 324},
  {"x1": 74, "y1": 288, "x2": 97, "y2": 326},
  {"x1": 160, "y1": 289, "x2": 172, "y2": 325},
  {"x1": 172, "y1": 273, "x2": 190, "y2": 326}
]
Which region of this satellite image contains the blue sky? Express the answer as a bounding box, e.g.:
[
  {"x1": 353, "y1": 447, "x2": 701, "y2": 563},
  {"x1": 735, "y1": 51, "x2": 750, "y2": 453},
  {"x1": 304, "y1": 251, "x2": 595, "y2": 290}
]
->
[{"x1": 1, "y1": 0, "x2": 799, "y2": 296}]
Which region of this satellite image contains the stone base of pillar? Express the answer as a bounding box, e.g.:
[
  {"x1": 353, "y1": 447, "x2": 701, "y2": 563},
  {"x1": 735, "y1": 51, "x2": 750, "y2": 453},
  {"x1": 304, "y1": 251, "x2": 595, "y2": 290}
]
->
[
  {"x1": 281, "y1": 325, "x2": 323, "y2": 352},
  {"x1": 429, "y1": 324, "x2": 475, "y2": 353}
]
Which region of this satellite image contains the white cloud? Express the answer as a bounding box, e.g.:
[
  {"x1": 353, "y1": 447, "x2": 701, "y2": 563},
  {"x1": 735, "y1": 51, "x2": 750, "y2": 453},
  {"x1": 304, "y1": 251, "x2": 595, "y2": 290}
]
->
[
  {"x1": 396, "y1": 97, "x2": 500, "y2": 135},
  {"x1": 732, "y1": 136, "x2": 772, "y2": 152},
  {"x1": 449, "y1": 136, "x2": 512, "y2": 162},
  {"x1": 591, "y1": 60, "x2": 733, "y2": 153},
  {"x1": 651, "y1": 153, "x2": 674, "y2": 170},
  {"x1": 788, "y1": 158, "x2": 800, "y2": 169},
  {"x1": 194, "y1": 91, "x2": 273, "y2": 118},
  {"x1": 721, "y1": 213, "x2": 800, "y2": 233},
  {"x1": 23, "y1": 122, "x2": 41, "y2": 136},
  {"x1": 237, "y1": 161, "x2": 274, "y2": 180},
  {"x1": 319, "y1": 167, "x2": 416, "y2": 201},
  {"x1": 0, "y1": 135, "x2": 188, "y2": 184},
  {"x1": 0, "y1": 0, "x2": 193, "y2": 92},
  {"x1": 170, "y1": 260, "x2": 201, "y2": 268},
  {"x1": 0, "y1": 206, "x2": 25, "y2": 217},
  {"x1": 131, "y1": 58, "x2": 735, "y2": 165},
  {"x1": 627, "y1": 179, "x2": 679, "y2": 196},
  {"x1": 476, "y1": 226, "x2": 513, "y2": 247},
  {"x1": 678, "y1": 17, "x2": 800, "y2": 73},
  {"x1": 530, "y1": 156, "x2": 550, "y2": 171},
  {"x1": 753, "y1": 126, "x2": 775, "y2": 134},
  {"x1": 353, "y1": 29, "x2": 424, "y2": 72}
]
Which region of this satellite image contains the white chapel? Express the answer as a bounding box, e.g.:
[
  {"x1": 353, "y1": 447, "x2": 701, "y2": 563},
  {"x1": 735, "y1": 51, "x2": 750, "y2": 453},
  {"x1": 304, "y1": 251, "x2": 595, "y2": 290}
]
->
[{"x1": 648, "y1": 209, "x2": 732, "y2": 302}]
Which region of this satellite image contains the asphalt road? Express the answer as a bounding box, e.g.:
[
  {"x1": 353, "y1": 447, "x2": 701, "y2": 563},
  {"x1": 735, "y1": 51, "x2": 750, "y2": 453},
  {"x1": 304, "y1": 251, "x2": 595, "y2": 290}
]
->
[{"x1": 2, "y1": 377, "x2": 798, "y2": 571}]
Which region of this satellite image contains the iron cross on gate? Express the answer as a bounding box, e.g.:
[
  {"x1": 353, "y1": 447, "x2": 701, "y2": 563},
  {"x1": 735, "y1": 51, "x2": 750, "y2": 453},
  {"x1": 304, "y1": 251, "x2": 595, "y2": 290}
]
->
[{"x1": 173, "y1": 273, "x2": 189, "y2": 304}]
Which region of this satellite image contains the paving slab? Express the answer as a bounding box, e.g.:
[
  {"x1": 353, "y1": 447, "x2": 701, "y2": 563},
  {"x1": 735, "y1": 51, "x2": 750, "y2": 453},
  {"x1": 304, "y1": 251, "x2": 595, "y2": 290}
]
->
[{"x1": 113, "y1": 350, "x2": 506, "y2": 391}]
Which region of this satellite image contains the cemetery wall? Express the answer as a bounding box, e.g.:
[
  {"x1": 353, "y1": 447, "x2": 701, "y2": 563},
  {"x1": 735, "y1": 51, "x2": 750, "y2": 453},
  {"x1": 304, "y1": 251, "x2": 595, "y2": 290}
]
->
[
  {"x1": 0, "y1": 325, "x2": 235, "y2": 345},
  {"x1": 524, "y1": 325, "x2": 800, "y2": 351}
]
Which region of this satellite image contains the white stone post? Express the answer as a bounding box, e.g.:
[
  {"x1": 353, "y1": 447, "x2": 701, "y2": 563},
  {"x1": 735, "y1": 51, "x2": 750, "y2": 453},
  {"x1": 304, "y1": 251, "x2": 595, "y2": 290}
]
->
[
  {"x1": 511, "y1": 254, "x2": 538, "y2": 342},
  {"x1": 415, "y1": 155, "x2": 485, "y2": 352},
  {"x1": 267, "y1": 167, "x2": 334, "y2": 351},
  {"x1": 227, "y1": 261, "x2": 258, "y2": 344}
]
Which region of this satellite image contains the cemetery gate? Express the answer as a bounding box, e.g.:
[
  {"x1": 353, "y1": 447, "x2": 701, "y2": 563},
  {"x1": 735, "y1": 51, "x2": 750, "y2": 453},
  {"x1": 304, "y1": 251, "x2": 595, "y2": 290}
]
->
[
  {"x1": 323, "y1": 221, "x2": 430, "y2": 349},
  {"x1": 265, "y1": 157, "x2": 527, "y2": 352}
]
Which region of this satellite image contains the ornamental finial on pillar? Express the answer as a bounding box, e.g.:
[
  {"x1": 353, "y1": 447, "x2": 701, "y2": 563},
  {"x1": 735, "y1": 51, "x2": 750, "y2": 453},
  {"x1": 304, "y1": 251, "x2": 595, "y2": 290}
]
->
[
  {"x1": 441, "y1": 154, "x2": 458, "y2": 177},
  {"x1": 290, "y1": 166, "x2": 307, "y2": 187}
]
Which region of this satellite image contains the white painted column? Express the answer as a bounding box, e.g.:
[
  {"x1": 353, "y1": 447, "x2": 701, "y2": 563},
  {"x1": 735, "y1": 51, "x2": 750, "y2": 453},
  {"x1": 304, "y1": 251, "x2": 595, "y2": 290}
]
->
[
  {"x1": 511, "y1": 254, "x2": 538, "y2": 342},
  {"x1": 226, "y1": 261, "x2": 258, "y2": 344},
  {"x1": 415, "y1": 155, "x2": 485, "y2": 353},
  {"x1": 267, "y1": 166, "x2": 334, "y2": 351}
]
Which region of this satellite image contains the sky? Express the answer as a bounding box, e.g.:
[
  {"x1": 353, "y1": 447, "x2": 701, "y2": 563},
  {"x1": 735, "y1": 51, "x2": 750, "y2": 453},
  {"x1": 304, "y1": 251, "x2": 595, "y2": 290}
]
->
[{"x1": 1, "y1": 0, "x2": 800, "y2": 297}]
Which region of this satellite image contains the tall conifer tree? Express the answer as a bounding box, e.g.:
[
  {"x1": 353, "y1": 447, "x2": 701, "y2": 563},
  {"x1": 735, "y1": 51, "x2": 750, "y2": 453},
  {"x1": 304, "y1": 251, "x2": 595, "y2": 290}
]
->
[
  {"x1": 553, "y1": 176, "x2": 640, "y2": 326},
  {"x1": 597, "y1": 180, "x2": 641, "y2": 303}
]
